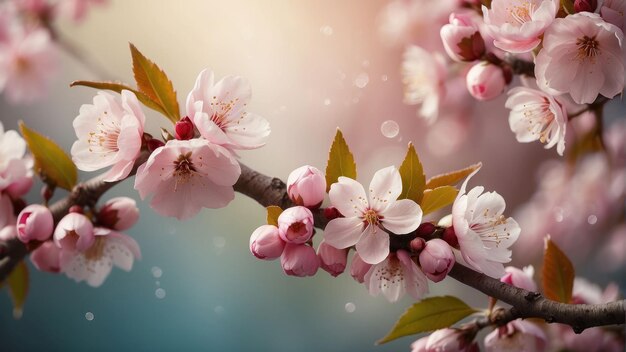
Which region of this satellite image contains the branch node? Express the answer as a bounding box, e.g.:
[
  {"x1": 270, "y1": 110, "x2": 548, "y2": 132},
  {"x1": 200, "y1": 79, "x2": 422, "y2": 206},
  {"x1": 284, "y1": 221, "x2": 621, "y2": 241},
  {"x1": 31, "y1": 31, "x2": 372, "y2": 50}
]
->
[{"x1": 524, "y1": 291, "x2": 541, "y2": 301}]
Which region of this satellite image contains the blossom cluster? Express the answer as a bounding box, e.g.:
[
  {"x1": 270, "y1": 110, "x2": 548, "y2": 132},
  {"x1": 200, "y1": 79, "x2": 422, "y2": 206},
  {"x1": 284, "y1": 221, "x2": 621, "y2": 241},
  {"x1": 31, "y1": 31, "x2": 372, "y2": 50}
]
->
[
  {"x1": 0, "y1": 0, "x2": 107, "y2": 104},
  {"x1": 249, "y1": 164, "x2": 521, "y2": 303},
  {"x1": 398, "y1": 0, "x2": 624, "y2": 156}
]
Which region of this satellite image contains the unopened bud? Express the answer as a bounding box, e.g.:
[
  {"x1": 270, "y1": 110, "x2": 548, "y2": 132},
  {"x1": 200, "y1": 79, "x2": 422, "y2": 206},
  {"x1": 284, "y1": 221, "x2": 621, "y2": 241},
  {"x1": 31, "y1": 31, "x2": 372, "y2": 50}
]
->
[
  {"x1": 416, "y1": 222, "x2": 436, "y2": 238},
  {"x1": 69, "y1": 205, "x2": 84, "y2": 214},
  {"x1": 146, "y1": 138, "x2": 165, "y2": 153},
  {"x1": 442, "y1": 226, "x2": 459, "y2": 249},
  {"x1": 175, "y1": 116, "x2": 195, "y2": 140},
  {"x1": 17, "y1": 204, "x2": 54, "y2": 243},
  {"x1": 323, "y1": 206, "x2": 342, "y2": 221},
  {"x1": 466, "y1": 62, "x2": 507, "y2": 101},
  {"x1": 574, "y1": 0, "x2": 597, "y2": 12}
]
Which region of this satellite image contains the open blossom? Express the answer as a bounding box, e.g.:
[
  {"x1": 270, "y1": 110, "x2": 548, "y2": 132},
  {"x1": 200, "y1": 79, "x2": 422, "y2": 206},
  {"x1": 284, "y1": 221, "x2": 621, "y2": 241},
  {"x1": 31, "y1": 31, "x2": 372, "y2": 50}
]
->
[
  {"x1": 0, "y1": 28, "x2": 58, "y2": 103},
  {"x1": 134, "y1": 139, "x2": 240, "y2": 220},
  {"x1": 71, "y1": 90, "x2": 146, "y2": 182},
  {"x1": 506, "y1": 87, "x2": 567, "y2": 155},
  {"x1": 0, "y1": 122, "x2": 33, "y2": 197},
  {"x1": 53, "y1": 213, "x2": 95, "y2": 252},
  {"x1": 364, "y1": 250, "x2": 428, "y2": 302},
  {"x1": 277, "y1": 206, "x2": 314, "y2": 244},
  {"x1": 483, "y1": 0, "x2": 559, "y2": 53},
  {"x1": 323, "y1": 166, "x2": 423, "y2": 264},
  {"x1": 484, "y1": 320, "x2": 547, "y2": 352},
  {"x1": 535, "y1": 12, "x2": 624, "y2": 104},
  {"x1": 186, "y1": 69, "x2": 270, "y2": 151},
  {"x1": 601, "y1": 0, "x2": 625, "y2": 30},
  {"x1": 402, "y1": 45, "x2": 446, "y2": 124},
  {"x1": 452, "y1": 168, "x2": 520, "y2": 278}
]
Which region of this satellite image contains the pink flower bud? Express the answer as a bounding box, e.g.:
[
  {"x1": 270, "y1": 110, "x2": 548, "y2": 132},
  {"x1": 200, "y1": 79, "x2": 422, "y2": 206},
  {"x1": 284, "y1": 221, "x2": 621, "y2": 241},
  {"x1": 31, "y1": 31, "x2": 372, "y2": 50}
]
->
[
  {"x1": 175, "y1": 116, "x2": 195, "y2": 140},
  {"x1": 53, "y1": 213, "x2": 95, "y2": 251},
  {"x1": 466, "y1": 62, "x2": 507, "y2": 101},
  {"x1": 350, "y1": 252, "x2": 372, "y2": 283},
  {"x1": 501, "y1": 266, "x2": 537, "y2": 292},
  {"x1": 442, "y1": 226, "x2": 459, "y2": 249},
  {"x1": 30, "y1": 241, "x2": 61, "y2": 273},
  {"x1": 146, "y1": 138, "x2": 165, "y2": 153},
  {"x1": 323, "y1": 206, "x2": 342, "y2": 221},
  {"x1": 419, "y1": 239, "x2": 455, "y2": 282},
  {"x1": 16, "y1": 204, "x2": 53, "y2": 243},
  {"x1": 574, "y1": 0, "x2": 597, "y2": 12},
  {"x1": 416, "y1": 222, "x2": 436, "y2": 238},
  {"x1": 277, "y1": 206, "x2": 314, "y2": 244},
  {"x1": 410, "y1": 237, "x2": 426, "y2": 252},
  {"x1": 249, "y1": 224, "x2": 285, "y2": 260},
  {"x1": 287, "y1": 165, "x2": 326, "y2": 207},
  {"x1": 425, "y1": 328, "x2": 479, "y2": 352},
  {"x1": 317, "y1": 240, "x2": 348, "y2": 277},
  {"x1": 98, "y1": 197, "x2": 139, "y2": 231},
  {"x1": 281, "y1": 243, "x2": 320, "y2": 277},
  {"x1": 440, "y1": 13, "x2": 485, "y2": 62}
]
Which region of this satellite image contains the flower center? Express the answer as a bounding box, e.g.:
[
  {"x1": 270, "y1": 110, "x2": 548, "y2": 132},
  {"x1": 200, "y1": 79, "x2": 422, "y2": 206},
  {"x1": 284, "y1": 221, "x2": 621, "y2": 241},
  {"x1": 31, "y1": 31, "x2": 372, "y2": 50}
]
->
[
  {"x1": 373, "y1": 255, "x2": 404, "y2": 287},
  {"x1": 87, "y1": 110, "x2": 120, "y2": 154},
  {"x1": 363, "y1": 209, "x2": 380, "y2": 226},
  {"x1": 576, "y1": 35, "x2": 599, "y2": 61},
  {"x1": 522, "y1": 98, "x2": 556, "y2": 144},
  {"x1": 173, "y1": 151, "x2": 196, "y2": 177},
  {"x1": 85, "y1": 237, "x2": 106, "y2": 261},
  {"x1": 15, "y1": 56, "x2": 30, "y2": 73},
  {"x1": 507, "y1": 2, "x2": 535, "y2": 25}
]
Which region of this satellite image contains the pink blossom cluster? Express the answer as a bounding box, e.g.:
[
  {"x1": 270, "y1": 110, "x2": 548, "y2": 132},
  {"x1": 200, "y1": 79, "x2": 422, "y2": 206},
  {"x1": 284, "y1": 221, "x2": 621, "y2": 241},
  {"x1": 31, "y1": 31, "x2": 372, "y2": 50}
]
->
[
  {"x1": 250, "y1": 164, "x2": 521, "y2": 303},
  {"x1": 70, "y1": 69, "x2": 271, "y2": 220},
  {"x1": 0, "y1": 0, "x2": 107, "y2": 104}
]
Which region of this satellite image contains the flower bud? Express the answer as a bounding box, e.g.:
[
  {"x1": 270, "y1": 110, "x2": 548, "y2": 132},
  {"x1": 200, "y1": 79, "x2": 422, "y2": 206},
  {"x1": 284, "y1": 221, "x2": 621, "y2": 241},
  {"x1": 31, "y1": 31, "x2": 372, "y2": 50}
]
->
[
  {"x1": 281, "y1": 243, "x2": 320, "y2": 277},
  {"x1": 16, "y1": 204, "x2": 54, "y2": 243},
  {"x1": 350, "y1": 252, "x2": 372, "y2": 283},
  {"x1": 30, "y1": 241, "x2": 61, "y2": 273},
  {"x1": 53, "y1": 213, "x2": 95, "y2": 251},
  {"x1": 419, "y1": 239, "x2": 455, "y2": 282},
  {"x1": 410, "y1": 237, "x2": 426, "y2": 252},
  {"x1": 317, "y1": 240, "x2": 348, "y2": 276},
  {"x1": 466, "y1": 62, "x2": 507, "y2": 101},
  {"x1": 323, "y1": 206, "x2": 342, "y2": 221},
  {"x1": 574, "y1": 0, "x2": 597, "y2": 12},
  {"x1": 440, "y1": 13, "x2": 485, "y2": 62},
  {"x1": 442, "y1": 226, "x2": 459, "y2": 249},
  {"x1": 287, "y1": 165, "x2": 326, "y2": 207},
  {"x1": 249, "y1": 224, "x2": 285, "y2": 260},
  {"x1": 484, "y1": 320, "x2": 546, "y2": 352},
  {"x1": 501, "y1": 266, "x2": 537, "y2": 292},
  {"x1": 425, "y1": 328, "x2": 479, "y2": 352},
  {"x1": 98, "y1": 197, "x2": 139, "y2": 231},
  {"x1": 416, "y1": 222, "x2": 436, "y2": 238},
  {"x1": 175, "y1": 116, "x2": 195, "y2": 140},
  {"x1": 277, "y1": 206, "x2": 314, "y2": 244}
]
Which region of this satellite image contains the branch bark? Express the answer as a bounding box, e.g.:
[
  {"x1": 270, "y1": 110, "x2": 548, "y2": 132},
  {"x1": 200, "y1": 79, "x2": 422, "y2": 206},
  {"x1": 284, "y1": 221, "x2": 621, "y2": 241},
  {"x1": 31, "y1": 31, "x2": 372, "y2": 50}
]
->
[{"x1": 0, "y1": 161, "x2": 624, "y2": 332}]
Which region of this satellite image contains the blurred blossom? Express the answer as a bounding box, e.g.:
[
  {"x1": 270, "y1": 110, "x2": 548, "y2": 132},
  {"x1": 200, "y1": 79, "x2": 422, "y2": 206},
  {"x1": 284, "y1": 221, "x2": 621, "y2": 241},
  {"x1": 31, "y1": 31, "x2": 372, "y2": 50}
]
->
[
  {"x1": 501, "y1": 265, "x2": 537, "y2": 292},
  {"x1": 402, "y1": 45, "x2": 446, "y2": 124},
  {"x1": 485, "y1": 320, "x2": 547, "y2": 352},
  {"x1": 364, "y1": 250, "x2": 428, "y2": 302},
  {"x1": 600, "y1": 0, "x2": 625, "y2": 30},
  {"x1": 58, "y1": 0, "x2": 107, "y2": 23}
]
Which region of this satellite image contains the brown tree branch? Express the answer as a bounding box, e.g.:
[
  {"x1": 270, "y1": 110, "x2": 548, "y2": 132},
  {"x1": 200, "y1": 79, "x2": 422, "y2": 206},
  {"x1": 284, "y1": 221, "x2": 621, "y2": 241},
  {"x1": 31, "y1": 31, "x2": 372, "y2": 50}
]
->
[{"x1": 0, "y1": 161, "x2": 624, "y2": 332}]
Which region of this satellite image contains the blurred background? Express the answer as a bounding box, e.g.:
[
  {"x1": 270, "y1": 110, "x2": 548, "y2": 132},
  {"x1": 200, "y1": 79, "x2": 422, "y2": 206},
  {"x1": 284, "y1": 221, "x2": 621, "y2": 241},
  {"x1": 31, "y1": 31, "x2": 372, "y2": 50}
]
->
[{"x1": 0, "y1": 0, "x2": 624, "y2": 351}]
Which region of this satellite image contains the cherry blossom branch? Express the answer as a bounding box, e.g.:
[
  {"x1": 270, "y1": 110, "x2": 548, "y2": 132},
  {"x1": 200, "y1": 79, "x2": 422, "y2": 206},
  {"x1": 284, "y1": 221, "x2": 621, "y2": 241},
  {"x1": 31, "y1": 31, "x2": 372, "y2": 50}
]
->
[{"x1": 1, "y1": 161, "x2": 624, "y2": 332}]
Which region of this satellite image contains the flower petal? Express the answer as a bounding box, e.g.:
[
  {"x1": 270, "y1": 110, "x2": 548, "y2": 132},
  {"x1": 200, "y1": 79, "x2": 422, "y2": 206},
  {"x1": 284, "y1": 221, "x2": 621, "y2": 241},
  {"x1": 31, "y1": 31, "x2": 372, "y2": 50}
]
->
[
  {"x1": 356, "y1": 225, "x2": 390, "y2": 264},
  {"x1": 381, "y1": 199, "x2": 422, "y2": 234},
  {"x1": 368, "y1": 166, "x2": 402, "y2": 213},
  {"x1": 329, "y1": 176, "x2": 368, "y2": 217},
  {"x1": 323, "y1": 216, "x2": 364, "y2": 249}
]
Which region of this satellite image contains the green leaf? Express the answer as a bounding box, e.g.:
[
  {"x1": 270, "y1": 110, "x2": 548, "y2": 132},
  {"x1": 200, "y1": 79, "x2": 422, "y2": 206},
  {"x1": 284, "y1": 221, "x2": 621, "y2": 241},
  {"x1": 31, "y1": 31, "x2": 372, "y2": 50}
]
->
[
  {"x1": 129, "y1": 43, "x2": 180, "y2": 124},
  {"x1": 325, "y1": 129, "x2": 357, "y2": 192},
  {"x1": 425, "y1": 163, "x2": 482, "y2": 189},
  {"x1": 398, "y1": 142, "x2": 425, "y2": 204},
  {"x1": 542, "y1": 237, "x2": 575, "y2": 303},
  {"x1": 70, "y1": 80, "x2": 169, "y2": 117},
  {"x1": 266, "y1": 206, "x2": 283, "y2": 226},
  {"x1": 19, "y1": 122, "x2": 77, "y2": 190},
  {"x1": 420, "y1": 186, "x2": 459, "y2": 215},
  {"x1": 377, "y1": 296, "x2": 478, "y2": 344},
  {"x1": 6, "y1": 261, "x2": 29, "y2": 319}
]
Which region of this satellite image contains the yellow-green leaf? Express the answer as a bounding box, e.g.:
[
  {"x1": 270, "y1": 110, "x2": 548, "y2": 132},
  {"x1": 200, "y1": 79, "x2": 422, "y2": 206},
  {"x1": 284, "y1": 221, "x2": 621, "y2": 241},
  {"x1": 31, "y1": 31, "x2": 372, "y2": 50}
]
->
[
  {"x1": 70, "y1": 80, "x2": 169, "y2": 117},
  {"x1": 398, "y1": 142, "x2": 425, "y2": 204},
  {"x1": 130, "y1": 43, "x2": 180, "y2": 124},
  {"x1": 377, "y1": 296, "x2": 478, "y2": 344},
  {"x1": 266, "y1": 206, "x2": 283, "y2": 226},
  {"x1": 6, "y1": 261, "x2": 28, "y2": 319},
  {"x1": 425, "y1": 163, "x2": 482, "y2": 189},
  {"x1": 19, "y1": 122, "x2": 77, "y2": 190},
  {"x1": 542, "y1": 237, "x2": 575, "y2": 303},
  {"x1": 420, "y1": 186, "x2": 459, "y2": 215},
  {"x1": 325, "y1": 129, "x2": 357, "y2": 192}
]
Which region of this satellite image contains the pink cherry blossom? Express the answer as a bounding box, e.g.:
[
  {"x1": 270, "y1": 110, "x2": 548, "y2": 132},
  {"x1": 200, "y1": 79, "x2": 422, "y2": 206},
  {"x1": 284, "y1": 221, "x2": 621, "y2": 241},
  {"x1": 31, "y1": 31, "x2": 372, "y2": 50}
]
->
[
  {"x1": 483, "y1": 0, "x2": 559, "y2": 53},
  {"x1": 58, "y1": 0, "x2": 107, "y2": 23},
  {"x1": 466, "y1": 62, "x2": 507, "y2": 101},
  {"x1": 418, "y1": 238, "x2": 455, "y2": 282},
  {"x1": 60, "y1": 227, "x2": 141, "y2": 287},
  {"x1": 280, "y1": 243, "x2": 320, "y2": 277},
  {"x1": 97, "y1": 197, "x2": 139, "y2": 231},
  {"x1": 30, "y1": 241, "x2": 61, "y2": 273},
  {"x1": 16, "y1": 204, "x2": 53, "y2": 243},
  {"x1": 186, "y1": 69, "x2": 270, "y2": 151},
  {"x1": 0, "y1": 122, "x2": 33, "y2": 197},
  {"x1": 323, "y1": 166, "x2": 423, "y2": 264},
  {"x1": 452, "y1": 168, "x2": 520, "y2": 278},
  {"x1": 440, "y1": 13, "x2": 486, "y2": 62},
  {"x1": 287, "y1": 165, "x2": 326, "y2": 207},
  {"x1": 364, "y1": 250, "x2": 428, "y2": 302},
  {"x1": 277, "y1": 206, "x2": 314, "y2": 244},
  {"x1": 506, "y1": 87, "x2": 567, "y2": 155},
  {"x1": 601, "y1": 0, "x2": 625, "y2": 30},
  {"x1": 174, "y1": 116, "x2": 195, "y2": 140},
  {"x1": 501, "y1": 265, "x2": 537, "y2": 292},
  {"x1": 317, "y1": 240, "x2": 348, "y2": 277},
  {"x1": 0, "y1": 28, "x2": 58, "y2": 104},
  {"x1": 412, "y1": 328, "x2": 479, "y2": 352},
  {"x1": 134, "y1": 139, "x2": 241, "y2": 220},
  {"x1": 402, "y1": 45, "x2": 446, "y2": 124},
  {"x1": 535, "y1": 12, "x2": 624, "y2": 104},
  {"x1": 71, "y1": 90, "x2": 146, "y2": 182},
  {"x1": 53, "y1": 213, "x2": 95, "y2": 251},
  {"x1": 349, "y1": 252, "x2": 371, "y2": 283},
  {"x1": 249, "y1": 224, "x2": 285, "y2": 260},
  {"x1": 484, "y1": 320, "x2": 547, "y2": 352}
]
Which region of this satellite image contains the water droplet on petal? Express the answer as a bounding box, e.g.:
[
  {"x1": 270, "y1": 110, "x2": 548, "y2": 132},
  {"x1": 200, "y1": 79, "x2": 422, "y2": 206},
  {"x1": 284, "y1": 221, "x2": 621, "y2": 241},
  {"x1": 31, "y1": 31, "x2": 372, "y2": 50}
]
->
[
  {"x1": 380, "y1": 120, "x2": 400, "y2": 139},
  {"x1": 354, "y1": 73, "x2": 369, "y2": 88},
  {"x1": 587, "y1": 215, "x2": 597, "y2": 225},
  {"x1": 85, "y1": 312, "x2": 94, "y2": 321},
  {"x1": 151, "y1": 266, "x2": 162, "y2": 278},
  {"x1": 155, "y1": 288, "x2": 166, "y2": 299},
  {"x1": 345, "y1": 302, "x2": 356, "y2": 313}
]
